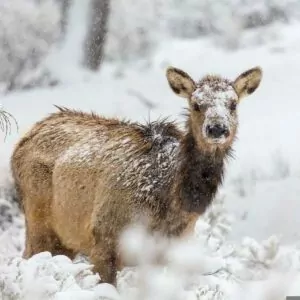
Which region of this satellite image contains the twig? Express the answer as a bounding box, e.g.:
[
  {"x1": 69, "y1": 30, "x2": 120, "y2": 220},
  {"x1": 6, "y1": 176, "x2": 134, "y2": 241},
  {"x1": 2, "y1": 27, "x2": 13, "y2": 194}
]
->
[
  {"x1": 0, "y1": 109, "x2": 18, "y2": 141},
  {"x1": 127, "y1": 89, "x2": 156, "y2": 110},
  {"x1": 202, "y1": 267, "x2": 227, "y2": 276}
]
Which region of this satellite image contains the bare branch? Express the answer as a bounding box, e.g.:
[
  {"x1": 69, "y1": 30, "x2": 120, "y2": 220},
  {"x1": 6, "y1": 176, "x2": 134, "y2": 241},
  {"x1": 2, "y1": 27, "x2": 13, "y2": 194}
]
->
[
  {"x1": 0, "y1": 109, "x2": 18, "y2": 141},
  {"x1": 127, "y1": 89, "x2": 156, "y2": 110}
]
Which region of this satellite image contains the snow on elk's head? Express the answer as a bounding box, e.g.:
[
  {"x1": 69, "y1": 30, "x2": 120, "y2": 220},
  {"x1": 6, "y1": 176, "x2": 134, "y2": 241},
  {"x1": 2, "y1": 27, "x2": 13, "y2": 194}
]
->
[{"x1": 166, "y1": 66, "x2": 262, "y2": 152}]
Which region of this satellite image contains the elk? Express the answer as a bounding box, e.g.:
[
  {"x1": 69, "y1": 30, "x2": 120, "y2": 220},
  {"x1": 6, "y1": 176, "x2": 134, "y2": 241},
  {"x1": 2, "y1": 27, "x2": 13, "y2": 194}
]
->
[{"x1": 11, "y1": 66, "x2": 262, "y2": 285}]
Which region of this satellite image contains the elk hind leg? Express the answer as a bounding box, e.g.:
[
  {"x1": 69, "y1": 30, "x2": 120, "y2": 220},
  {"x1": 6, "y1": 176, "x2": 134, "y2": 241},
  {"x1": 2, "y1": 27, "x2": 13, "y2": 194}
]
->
[{"x1": 23, "y1": 204, "x2": 76, "y2": 260}]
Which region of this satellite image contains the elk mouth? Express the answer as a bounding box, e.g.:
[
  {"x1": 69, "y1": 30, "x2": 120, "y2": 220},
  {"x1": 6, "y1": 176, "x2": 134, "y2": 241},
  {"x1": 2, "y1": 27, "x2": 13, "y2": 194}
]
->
[{"x1": 206, "y1": 136, "x2": 228, "y2": 145}]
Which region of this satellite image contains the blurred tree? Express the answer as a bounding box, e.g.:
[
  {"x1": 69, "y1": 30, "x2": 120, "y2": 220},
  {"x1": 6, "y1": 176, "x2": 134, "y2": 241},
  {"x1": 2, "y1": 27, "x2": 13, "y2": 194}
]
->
[
  {"x1": 58, "y1": 0, "x2": 110, "y2": 71},
  {"x1": 83, "y1": 0, "x2": 110, "y2": 70},
  {"x1": 60, "y1": 0, "x2": 71, "y2": 37}
]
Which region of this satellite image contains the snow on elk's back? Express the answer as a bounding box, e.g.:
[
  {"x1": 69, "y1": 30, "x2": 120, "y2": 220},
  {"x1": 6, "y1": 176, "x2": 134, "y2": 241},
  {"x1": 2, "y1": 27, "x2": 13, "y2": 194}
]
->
[
  {"x1": 114, "y1": 122, "x2": 180, "y2": 205},
  {"x1": 56, "y1": 121, "x2": 180, "y2": 206},
  {"x1": 192, "y1": 77, "x2": 238, "y2": 144},
  {"x1": 57, "y1": 134, "x2": 109, "y2": 166}
]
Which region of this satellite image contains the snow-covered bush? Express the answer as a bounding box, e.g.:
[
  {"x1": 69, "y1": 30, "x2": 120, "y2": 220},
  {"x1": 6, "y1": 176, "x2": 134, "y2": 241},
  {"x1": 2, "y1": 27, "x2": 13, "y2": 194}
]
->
[
  {"x1": 0, "y1": 252, "x2": 120, "y2": 300},
  {"x1": 0, "y1": 175, "x2": 19, "y2": 228},
  {"x1": 117, "y1": 196, "x2": 300, "y2": 300},
  {"x1": 236, "y1": 0, "x2": 300, "y2": 29},
  {"x1": 0, "y1": 165, "x2": 22, "y2": 255},
  {"x1": 0, "y1": 0, "x2": 60, "y2": 91},
  {"x1": 105, "y1": 0, "x2": 300, "y2": 61},
  {"x1": 1, "y1": 193, "x2": 300, "y2": 299},
  {"x1": 0, "y1": 173, "x2": 23, "y2": 258},
  {"x1": 166, "y1": 0, "x2": 300, "y2": 38}
]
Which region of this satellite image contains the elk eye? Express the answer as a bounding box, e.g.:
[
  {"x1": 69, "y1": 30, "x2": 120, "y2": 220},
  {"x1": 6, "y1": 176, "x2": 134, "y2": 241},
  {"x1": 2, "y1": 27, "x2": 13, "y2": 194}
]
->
[
  {"x1": 192, "y1": 102, "x2": 200, "y2": 111},
  {"x1": 230, "y1": 101, "x2": 237, "y2": 111}
]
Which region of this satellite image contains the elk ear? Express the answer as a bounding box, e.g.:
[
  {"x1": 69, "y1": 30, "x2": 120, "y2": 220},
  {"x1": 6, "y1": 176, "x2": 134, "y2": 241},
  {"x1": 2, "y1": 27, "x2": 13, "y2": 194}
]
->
[
  {"x1": 166, "y1": 67, "x2": 196, "y2": 99},
  {"x1": 233, "y1": 67, "x2": 262, "y2": 100}
]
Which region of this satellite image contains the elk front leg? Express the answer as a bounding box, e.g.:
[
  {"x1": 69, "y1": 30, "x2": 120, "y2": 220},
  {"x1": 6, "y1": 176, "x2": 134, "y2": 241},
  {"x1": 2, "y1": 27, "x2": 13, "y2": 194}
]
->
[{"x1": 90, "y1": 243, "x2": 117, "y2": 285}]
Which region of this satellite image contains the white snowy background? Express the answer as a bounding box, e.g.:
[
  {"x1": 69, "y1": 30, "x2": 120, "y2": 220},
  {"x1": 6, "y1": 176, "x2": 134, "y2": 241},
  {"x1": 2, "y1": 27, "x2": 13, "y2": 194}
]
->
[{"x1": 1, "y1": 0, "x2": 300, "y2": 299}]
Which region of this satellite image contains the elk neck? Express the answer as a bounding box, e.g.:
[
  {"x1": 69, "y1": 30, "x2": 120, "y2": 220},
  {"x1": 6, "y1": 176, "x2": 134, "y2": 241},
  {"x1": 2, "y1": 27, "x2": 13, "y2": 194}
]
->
[{"x1": 171, "y1": 121, "x2": 232, "y2": 214}]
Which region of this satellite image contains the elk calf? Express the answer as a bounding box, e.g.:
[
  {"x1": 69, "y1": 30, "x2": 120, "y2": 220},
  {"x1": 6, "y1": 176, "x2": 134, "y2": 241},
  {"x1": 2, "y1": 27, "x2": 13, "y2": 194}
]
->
[{"x1": 11, "y1": 66, "x2": 262, "y2": 285}]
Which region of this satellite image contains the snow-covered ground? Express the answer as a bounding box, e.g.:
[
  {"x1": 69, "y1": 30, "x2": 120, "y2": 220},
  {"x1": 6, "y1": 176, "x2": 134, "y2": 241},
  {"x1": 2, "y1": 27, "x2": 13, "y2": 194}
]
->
[{"x1": 1, "y1": 22, "x2": 300, "y2": 299}]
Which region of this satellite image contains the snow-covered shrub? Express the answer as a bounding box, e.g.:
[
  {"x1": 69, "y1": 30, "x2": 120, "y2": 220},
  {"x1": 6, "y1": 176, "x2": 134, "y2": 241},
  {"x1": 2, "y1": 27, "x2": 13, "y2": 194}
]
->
[
  {"x1": 0, "y1": 205, "x2": 24, "y2": 257},
  {"x1": 0, "y1": 188, "x2": 19, "y2": 231},
  {"x1": 117, "y1": 196, "x2": 300, "y2": 300},
  {"x1": 0, "y1": 196, "x2": 20, "y2": 231},
  {"x1": 0, "y1": 0, "x2": 60, "y2": 91},
  {"x1": 105, "y1": 0, "x2": 300, "y2": 61},
  {"x1": 0, "y1": 252, "x2": 120, "y2": 300},
  {"x1": 163, "y1": 0, "x2": 211, "y2": 38},
  {"x1": 166, "y1": 0, "x2": 300, "y2": 39},
  {"x1": 0, "y1": 167, "x2": 23, "y2": 256},
  {"x1": 236, "y1": 0, "x2": 300, "y2": 29},
  {"x1": 0, "y1": 192, "x2": 24, "y2": 257},
  {"x1": 1, "y1": 194, "x2": 300, "y2": 299}
]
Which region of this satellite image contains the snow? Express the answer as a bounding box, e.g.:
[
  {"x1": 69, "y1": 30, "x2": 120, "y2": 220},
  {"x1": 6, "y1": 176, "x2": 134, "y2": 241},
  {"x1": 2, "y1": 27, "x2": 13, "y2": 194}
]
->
[
  {"x1": 1, "y1": 18, "x2": 300, "y2": 300},
  {"x1": 192, "y1": 84, "x2": 238, "y2": 105},
  {"x1": 116, "y1": 198, "x2": 300, "y2": 300},
  {"x1": 45, "y1": 0, "x2": 91, "y2": 84},
  {"x1": 0, "y1": 252, "x2": 120, "y2": 300}
]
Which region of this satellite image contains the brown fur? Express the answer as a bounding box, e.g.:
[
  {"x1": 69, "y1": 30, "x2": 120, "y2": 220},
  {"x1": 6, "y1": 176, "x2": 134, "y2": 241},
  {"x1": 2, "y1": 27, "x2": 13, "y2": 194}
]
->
[{"x1": 11, "y1": 66, "x2": 262, "y2": 286}]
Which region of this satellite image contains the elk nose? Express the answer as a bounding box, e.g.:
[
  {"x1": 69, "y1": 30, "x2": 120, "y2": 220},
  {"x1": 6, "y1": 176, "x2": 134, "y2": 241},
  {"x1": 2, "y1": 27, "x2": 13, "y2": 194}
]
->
[{"x1": 207, "y1": 124, "x2": 229, "y2": 139}]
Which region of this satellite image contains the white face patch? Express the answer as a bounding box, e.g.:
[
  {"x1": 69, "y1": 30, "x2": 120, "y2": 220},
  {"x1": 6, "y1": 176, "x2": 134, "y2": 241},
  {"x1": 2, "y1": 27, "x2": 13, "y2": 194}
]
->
[{"x1": 191, "y1": 83, "x2": 238, "y2": 144}]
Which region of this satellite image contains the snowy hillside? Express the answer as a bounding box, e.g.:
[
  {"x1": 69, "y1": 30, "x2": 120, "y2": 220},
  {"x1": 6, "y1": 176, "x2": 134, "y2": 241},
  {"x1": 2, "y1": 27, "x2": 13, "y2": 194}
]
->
[{"x1": 1, "y1": 0, "x2": 300, "y2": 298}]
